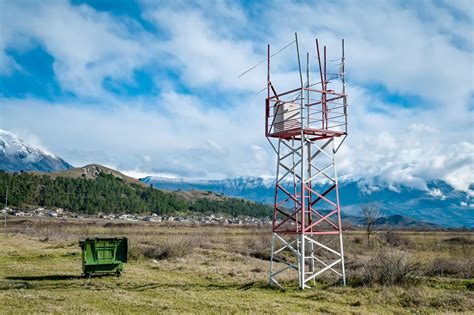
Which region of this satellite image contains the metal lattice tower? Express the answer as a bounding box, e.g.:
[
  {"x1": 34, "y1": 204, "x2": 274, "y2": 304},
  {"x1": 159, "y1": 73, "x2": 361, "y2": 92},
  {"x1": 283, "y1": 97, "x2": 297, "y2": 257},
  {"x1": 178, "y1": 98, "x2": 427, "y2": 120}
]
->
[{"x1": 266, "y1": 34, "x2": 348, "y2": 289}]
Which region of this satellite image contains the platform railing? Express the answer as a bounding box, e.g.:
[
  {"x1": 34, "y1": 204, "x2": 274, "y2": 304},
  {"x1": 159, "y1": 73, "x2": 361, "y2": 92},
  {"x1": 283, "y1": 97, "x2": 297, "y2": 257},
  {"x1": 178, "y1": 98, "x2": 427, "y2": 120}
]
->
[{"x1": 266, "y1": 87, "x2": 347, "y2": 138}]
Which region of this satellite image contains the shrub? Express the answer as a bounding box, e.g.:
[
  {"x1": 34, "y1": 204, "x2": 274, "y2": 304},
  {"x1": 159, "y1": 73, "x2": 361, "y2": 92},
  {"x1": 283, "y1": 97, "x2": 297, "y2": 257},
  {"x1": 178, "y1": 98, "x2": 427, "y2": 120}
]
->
[
  {"x1": 441, "y1": 237, "x2": 474, "y2": 245},
  {"x1": 129, "y1": 236, "x2": 200, "y2": 261},
  {"x1": 165, "y1": 237, "x2": 197, "y2": 259},
  {"x1": 352, "y1": 237, "x2": 363, "y2": 245},
  {"x1": 382, "y1": 230, "x2": 413, "y2": 248},
  {"x1": 424, "y1": 258, "x2": 473, "y2": 279},
  {"x1": 128, "y1": 241, "x2": 147, "y2": 260},
  {"x1": 245, "y1": 234, "x2": 271, "y2": 261},
  {"x1": 348, "y1": 249, "x2": 420, "y2": 286}
]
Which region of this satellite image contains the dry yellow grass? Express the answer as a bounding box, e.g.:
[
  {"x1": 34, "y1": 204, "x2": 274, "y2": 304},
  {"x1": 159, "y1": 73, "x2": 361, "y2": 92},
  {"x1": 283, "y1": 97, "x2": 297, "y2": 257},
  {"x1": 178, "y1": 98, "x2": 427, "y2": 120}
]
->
[{"x1": 0, "y1": 217, "x2": 472, "y2": 314}]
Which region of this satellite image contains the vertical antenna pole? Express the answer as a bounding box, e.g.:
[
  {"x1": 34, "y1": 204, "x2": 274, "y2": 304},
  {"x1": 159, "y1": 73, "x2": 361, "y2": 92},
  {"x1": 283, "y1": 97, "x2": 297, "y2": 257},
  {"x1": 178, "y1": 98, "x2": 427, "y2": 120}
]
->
[
  {"x1": 306, "y1": 52, "x2": 315, "y2": 284},
  {"x1": 341, "y1": 39, "x2": 347, "y2": 133},
  {"x1": 267, "y1": 44, "x2": 270, "y2": 99},
  {"x1": 306, "y1": 51, "x2": 311, "y2": 215},
  {"x1": 295, "y1": 32, "x2": 306, "y2": 290},
  {"x1": 315, "y1": 39, "x2": 324, "y2": 89},
  {"x1": 306, "y1": 52, "x2": 311, "y2": 217},
  {"x1": 315, "y1": 39, "x2": 324, "y2": 130},
  {"x1": 323, "y1": 45, "x2": 327, "y2": 130},
  {"x1": 266, "y1": 44, "x2": 270, "y2": 137},
  {"x1": 295, "y1": 33, "x2": 304, "y2": 88},
  {"x1": 306, "y1": 52, "x2": 310, "y2": 129},
  {"x1": 323, "y1": 46, "x2": 327, "y2": 84},
  {"x1": 306, "y1": 52, "x2": 310, "y2": 85}
]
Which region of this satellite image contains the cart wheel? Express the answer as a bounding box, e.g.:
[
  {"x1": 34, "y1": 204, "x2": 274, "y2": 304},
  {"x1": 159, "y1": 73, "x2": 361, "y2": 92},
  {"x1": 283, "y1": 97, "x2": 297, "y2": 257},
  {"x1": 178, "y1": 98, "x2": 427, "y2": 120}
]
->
[{"x1": 116, "y1": 270, "x2": 121, "y2": 277}]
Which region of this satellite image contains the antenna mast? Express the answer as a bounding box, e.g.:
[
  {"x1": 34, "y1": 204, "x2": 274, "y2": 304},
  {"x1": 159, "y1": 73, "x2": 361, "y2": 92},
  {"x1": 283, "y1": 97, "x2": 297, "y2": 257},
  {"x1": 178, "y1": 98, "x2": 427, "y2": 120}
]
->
[{"x1": 266, "y1": 35, "x2": 348, "y2": 289}]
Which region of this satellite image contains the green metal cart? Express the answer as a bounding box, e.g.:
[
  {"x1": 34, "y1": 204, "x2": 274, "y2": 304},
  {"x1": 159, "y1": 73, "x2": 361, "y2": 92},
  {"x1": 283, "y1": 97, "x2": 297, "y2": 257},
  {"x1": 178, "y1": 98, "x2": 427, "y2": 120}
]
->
[{"x1": 79, "y1": 237, "x2": 128, "y2": 277}]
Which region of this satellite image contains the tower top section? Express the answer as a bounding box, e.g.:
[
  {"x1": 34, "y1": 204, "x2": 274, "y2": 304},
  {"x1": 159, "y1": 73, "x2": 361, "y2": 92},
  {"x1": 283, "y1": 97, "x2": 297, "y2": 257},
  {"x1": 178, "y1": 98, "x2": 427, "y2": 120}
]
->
[{"x1": 265, "y1": 34, "x2": 348, "y2": 141}]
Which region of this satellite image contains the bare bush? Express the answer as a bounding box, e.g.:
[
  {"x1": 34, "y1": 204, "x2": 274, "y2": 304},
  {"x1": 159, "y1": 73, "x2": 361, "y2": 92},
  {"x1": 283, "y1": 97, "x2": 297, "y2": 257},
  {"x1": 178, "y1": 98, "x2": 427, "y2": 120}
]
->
[
  {"x1": 382, "y1": 230, "x2": 413, "y2": 248},
  {"x1": 348, "y1": 249, "x2": 420, "y2": 287},
  {"x1": 425, "y1": 241, "x2": 473, "y2": 279},
  {"x1": 352, "y1": 237, "x2": 363, "y2": 245},
  {"x1": 157, "y1": 237, "x2": 197, "y2": 259},
  {"x1": 442, "y1": 237, "x2": 474, "y2": 245},
  {"x1": 127, "y1": 240, "x2": 147, "y2": 260},
  {"x1": 424, "y1": 258, "x2": 473, "y2": 279},
  {"x1": 129, "y1": 236, "x2": 201, "y2": 261},
  {"x1": 245, "y1": 234, "x2": 271, "y2": 261}
]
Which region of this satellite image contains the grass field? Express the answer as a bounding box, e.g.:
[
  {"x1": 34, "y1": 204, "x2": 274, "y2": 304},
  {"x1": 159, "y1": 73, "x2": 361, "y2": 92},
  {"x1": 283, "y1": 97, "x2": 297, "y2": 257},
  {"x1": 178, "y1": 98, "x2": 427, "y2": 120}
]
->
[{"x1": 0, "y1": 217, "x2": 473, "y2": 314}]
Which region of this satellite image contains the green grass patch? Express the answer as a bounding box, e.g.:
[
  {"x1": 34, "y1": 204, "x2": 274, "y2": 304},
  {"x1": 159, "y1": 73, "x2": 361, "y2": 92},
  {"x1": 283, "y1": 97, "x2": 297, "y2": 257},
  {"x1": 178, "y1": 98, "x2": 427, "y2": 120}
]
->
[{"x1": 0, "y1": 221, "x2": 473, "y2": 313}]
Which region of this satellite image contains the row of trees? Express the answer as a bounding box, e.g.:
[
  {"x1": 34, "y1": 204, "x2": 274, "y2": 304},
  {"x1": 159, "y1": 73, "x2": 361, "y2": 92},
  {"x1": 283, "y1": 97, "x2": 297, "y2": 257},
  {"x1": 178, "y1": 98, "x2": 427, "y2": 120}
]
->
[
  {"x1": 0, "y1": 171, "x2": 272, "y2": 217},
  {"x1": 190, "y1": 198, "x2": 271, "y2": 217}
]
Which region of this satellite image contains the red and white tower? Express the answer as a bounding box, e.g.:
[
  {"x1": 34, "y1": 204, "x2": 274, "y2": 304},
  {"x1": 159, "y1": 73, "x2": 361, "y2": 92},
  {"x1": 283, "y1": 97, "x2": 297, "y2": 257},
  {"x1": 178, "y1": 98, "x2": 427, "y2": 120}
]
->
[{"x1": 266, "y1": 34, "x2": 348, "y2": 289}]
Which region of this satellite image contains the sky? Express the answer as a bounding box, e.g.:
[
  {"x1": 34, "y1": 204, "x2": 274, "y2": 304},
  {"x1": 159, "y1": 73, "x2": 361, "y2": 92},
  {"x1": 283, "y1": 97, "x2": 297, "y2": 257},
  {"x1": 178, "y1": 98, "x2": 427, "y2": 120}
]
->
[{"x1": 0, "y1": 0, "x2": 473, "y2": 194}]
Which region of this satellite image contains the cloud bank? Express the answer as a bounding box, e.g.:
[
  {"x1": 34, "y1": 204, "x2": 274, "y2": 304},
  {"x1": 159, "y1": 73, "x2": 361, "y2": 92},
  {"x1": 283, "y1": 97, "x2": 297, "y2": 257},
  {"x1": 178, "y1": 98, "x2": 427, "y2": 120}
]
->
[{"x1": 0, "y1": 0, "x2": 472, "y2": 194}]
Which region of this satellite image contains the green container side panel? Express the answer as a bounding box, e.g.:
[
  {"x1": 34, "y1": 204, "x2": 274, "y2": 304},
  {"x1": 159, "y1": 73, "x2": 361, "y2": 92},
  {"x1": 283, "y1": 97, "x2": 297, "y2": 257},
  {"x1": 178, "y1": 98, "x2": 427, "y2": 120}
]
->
[
  {"x1": 85, "y1": 263, "x2": 123, "y2": 274},
  {"x1": 79, "y1": 237, "x2": 128, "y2": 275},
  {"x1": 116, "y1": 238, "x2": 128, "y2": 263}
]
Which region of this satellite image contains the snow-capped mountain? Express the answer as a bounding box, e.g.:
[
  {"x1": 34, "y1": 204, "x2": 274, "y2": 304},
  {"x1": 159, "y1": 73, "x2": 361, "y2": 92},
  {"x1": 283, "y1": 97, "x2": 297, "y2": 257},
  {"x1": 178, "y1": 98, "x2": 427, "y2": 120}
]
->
[
  {"x1": 141, "y1": 176, "x2": 275, "y2": 202},
  {"x1": 141, "y1": 175, "x2": 474, "y2": 228},
  {"x1": 0, "y1": 129, "x2": 72, "y2": 172}
]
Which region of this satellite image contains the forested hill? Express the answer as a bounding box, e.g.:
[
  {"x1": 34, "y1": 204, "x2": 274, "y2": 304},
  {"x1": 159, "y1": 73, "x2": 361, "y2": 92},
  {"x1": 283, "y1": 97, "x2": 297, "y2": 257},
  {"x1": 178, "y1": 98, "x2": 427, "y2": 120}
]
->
[{"x1": 0, "y1": 171, "x2": 272, "y2": 217}]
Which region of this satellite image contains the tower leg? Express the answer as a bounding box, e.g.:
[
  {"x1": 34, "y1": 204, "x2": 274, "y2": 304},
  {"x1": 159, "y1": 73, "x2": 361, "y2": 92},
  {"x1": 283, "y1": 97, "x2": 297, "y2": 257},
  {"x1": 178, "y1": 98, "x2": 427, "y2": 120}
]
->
[
  {"x1": 269, "y1": 232, "x2": 276, "y2": 286},
  {"x1": 268, "y1": 137, "x2": 346, "y2": 289},
  {"x1": 339, "y1": 231, "x2": 346, "y2": 286},
  {"x1": 299, "y1": 234, "x2": 305, "y2": 289}
]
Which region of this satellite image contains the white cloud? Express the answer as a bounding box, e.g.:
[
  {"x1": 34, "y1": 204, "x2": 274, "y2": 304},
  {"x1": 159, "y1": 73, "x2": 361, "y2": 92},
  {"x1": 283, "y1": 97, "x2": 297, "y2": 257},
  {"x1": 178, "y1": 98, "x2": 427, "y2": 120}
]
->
[
  {"x1": 428, "y1": 188, "x2": 446, "y2": 200},
  {"x1": 1, "y1": 0, "x2": 158, "y2": 98},
  {"x1": 338, "y1": 119, "x2": 474, "y2": 192},
  {"x1": 264, "y1": 1, "x2": 473, "y2": 109},
  {"x1": 0, "y1": 0, "x2": 472, "y2": 194},
  {"x1": 144, "y1": 6, "x2": 262, "y2": 92},
  {"x1": 0, "y1": 93, "x2": 266, "y2": 179}
]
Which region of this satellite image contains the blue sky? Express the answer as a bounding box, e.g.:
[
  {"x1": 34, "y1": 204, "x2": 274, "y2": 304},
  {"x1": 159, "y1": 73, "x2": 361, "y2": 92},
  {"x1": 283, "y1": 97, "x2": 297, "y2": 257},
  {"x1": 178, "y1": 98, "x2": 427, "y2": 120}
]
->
[{"x1": 0, "y1": 0, "x2": 473, "y2": 195}]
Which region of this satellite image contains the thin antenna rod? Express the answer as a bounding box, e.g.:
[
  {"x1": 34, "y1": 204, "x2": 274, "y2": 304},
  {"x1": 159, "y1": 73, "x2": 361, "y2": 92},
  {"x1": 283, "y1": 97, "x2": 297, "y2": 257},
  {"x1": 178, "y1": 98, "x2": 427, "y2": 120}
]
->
[
  {"x1": 306, "y1": 51, "x2": 312, "y2": 255},
  {"x1": 306, "y1": 52, "x2": 310, "y2": 124},
  {"x1": 315, "y1": 39, "x2": 325, "y2": 129},
  {"x1": 324, "y1": 46, "x2": 327, "y2": 85},
  {"x1": 306, "y1": 52, "x2": 310, "y2": 88},
  {"x1": 267, "y1": 44, "x2": 270, "y2": 99},
  {"x1": 315, "y1": 39, "x2": 324, "y2": 90},
  {"x1": 295, "y1": 33, "x2": 304, "y2": 88},
  {"x1": 341, "y1": 39, "x2": 347, "y2": 133},
  {"x1": 238, "y1": 40, "x2": 295, "y2": 78},
  {"x1": 295, "y1": 31, "x2": 305, "y2": 290},
  {"x1": 266, "y1": 44, "x2": 270, "y2": 137},
  {"x1": 324, "y1": 45, "x2": 327, "y2": 129}
]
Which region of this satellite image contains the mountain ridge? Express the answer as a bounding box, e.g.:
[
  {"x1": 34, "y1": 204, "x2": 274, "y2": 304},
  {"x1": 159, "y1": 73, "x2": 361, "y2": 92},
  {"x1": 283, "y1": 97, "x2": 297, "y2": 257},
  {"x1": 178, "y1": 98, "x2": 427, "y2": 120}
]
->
[
  {"x1": 35, "y1": 163, "x2": 148, "y2": 187},
  {"x1": 0, "y1": 129, "x2": 72, "y2": 172},
  {"x1": 1, "y1": 129, "x2": 471, "y2": 228},
  {"x1": 141, "y1": 175, "x2": 473, "y2": 228}
]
